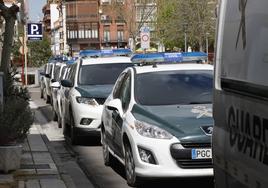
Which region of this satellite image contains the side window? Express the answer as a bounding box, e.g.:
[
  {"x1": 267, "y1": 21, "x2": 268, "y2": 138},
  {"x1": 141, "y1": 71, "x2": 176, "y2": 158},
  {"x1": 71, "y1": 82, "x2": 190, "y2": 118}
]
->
[
  {"x1": 119, "y1": 74, "x2": 131, "y2": 111},
  {"x1": 68, "y1": 64, "x2": 77, "y2": 83},
  {"x1": 60, "y1": 67, "x2": 67, "y2": 80},
  {"x1": 113, "y1": 73, "x2": 126, "y2": 99}
]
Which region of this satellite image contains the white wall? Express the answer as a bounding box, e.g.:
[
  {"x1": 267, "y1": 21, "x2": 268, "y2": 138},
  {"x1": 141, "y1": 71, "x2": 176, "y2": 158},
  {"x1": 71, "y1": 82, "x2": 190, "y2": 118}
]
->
[{"x1": 50, "y1": 4, "x2": 59, "y2": 30}]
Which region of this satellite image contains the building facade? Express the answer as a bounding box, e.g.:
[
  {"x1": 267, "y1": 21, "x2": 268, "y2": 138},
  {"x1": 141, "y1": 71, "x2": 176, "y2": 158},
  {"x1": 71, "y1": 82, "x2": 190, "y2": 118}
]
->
[
  {"x1": 43, "y1": 0, "x2": 158, "y2": 56},
  {"x1": 65, "y1": 0, "x2": 100, "y2": 55}
]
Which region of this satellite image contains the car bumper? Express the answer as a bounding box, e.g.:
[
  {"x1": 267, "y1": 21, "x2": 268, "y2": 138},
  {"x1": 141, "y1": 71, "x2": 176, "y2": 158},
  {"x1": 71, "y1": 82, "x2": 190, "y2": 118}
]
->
[
  {"x1": 128, "y1": 132, "x2": 213, "y2": 178},
  {"x1": 73, "y1": 127, "x2": 101, "y2": 137},
  {"x1": 72, "y1": 103, "x2": 103, "y2": 130}
]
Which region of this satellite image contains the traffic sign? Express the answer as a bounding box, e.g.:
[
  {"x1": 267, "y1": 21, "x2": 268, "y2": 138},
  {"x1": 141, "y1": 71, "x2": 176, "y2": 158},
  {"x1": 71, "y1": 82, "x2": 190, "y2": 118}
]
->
[
  {"x1": 140, "y1": 26, "x2": 150, "y2": 49},
  {"x1": 27, "y1": 23, "x2": 43, "y2": 41}
]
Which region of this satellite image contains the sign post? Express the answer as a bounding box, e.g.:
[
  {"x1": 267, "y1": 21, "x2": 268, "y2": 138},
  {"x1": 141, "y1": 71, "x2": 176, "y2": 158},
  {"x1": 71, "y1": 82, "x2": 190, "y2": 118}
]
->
[{"x1": 140, "y1": 26, "x2": 150, "y2": 51}]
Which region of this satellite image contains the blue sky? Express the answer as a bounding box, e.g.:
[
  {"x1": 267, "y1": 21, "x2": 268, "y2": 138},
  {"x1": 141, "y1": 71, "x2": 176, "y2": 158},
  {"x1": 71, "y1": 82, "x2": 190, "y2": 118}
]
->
[{"x1": 28, "y1": 0, "x2": 46, "y2": 22}]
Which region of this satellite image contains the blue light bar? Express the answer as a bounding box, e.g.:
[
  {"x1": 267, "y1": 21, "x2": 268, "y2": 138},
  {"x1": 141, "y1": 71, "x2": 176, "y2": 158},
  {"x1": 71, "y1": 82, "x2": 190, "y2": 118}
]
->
[
  {"x1": 131, "y1": 53, "x2": 164, "y2": 63},
  {"x1": 66, "y1": 60, "x2": 76, "y2": 64},
  {"x1": 79, "y1": 49, "x2": 132, "y2": 58},
  {"x1": 182, "y1": 52, "x2": 207, "y2": 62},
  {"x1": 112, "y1": 49, "x2": 132, "y2": 56},
  {"x1": 131, "y1": 52, "x2": 207, "y2": 64},
  {"x1": 163, "y1": 53, "x2": 183, "y2": 62},
  {"x1": 79, "y1": 50, "x2": 101, "y2": 57}
]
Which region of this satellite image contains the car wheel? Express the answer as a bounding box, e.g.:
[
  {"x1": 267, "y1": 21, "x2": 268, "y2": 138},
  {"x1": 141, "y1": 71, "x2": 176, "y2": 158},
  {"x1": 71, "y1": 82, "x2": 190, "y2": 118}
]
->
[
  {"x1": 70, "y1": 113, "x2": 78, "y2": 145},
  {"x1": 62, "y1": 116, "x2": 67, "y2": 136},
  {"x1": 53, "y1": 109, "x2": 58, "y2": 121},
  {"x1": 46, "y1": 95, "x2": 51, "y2": 104},
  {"x1": 102, "y1": 130, "x2": 113, "y2": 166},
  {"x1": 58, "y1": 115, "x2": 62, "y2": 128},
  {"x1": 40, "y1": 88, "x2": 44, "y2": 98},
  {"x1": 43, "y1": 88, "x2": 47, "y2": 101},
  {"x1": 125, "y1": 143, "x2": 141, "y2": 187}
]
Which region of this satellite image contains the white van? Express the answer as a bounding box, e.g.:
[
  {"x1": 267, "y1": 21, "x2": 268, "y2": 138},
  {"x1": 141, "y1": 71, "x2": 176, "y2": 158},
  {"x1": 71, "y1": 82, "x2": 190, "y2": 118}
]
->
[{"x1": 213, "y1": 0, "x2": 268, "y2": 188}]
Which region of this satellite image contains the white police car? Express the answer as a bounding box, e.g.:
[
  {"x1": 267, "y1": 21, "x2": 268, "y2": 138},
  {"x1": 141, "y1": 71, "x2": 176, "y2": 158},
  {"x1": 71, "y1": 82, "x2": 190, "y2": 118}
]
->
[
  {"x1": 60, "y1": 49, "x2": 134, "y2": 144},
  {"x1": 101, "y1": 53, "x2": 214, "y2": 186}
]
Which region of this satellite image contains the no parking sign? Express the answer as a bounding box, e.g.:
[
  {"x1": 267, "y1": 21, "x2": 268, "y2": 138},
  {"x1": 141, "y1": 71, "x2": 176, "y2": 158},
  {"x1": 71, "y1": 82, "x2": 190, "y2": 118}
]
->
[{"x1": 140, "y1": 26, "x2": 150, "y2": 49}]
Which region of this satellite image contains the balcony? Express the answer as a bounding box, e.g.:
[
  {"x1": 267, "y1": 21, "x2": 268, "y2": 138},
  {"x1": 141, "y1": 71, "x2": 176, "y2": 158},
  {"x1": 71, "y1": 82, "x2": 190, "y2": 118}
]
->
[
  {"x1": 115, "y1": 19, "x2": 126, "y2": 25},
  {"x1": 42, "y1": 4, "x2": 50, "y2": 14},
  {"x1": 43, "y1": 15, "x2": 51, "y2": 22}
]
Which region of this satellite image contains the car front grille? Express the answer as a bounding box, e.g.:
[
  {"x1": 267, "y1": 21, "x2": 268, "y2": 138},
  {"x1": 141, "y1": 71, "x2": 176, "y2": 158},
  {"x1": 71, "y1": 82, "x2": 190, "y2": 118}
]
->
[
  {"x1": 181, "y1": 143, "x2": 211, "y2": 148},
  {"x1": 175, "y1": 159, "x2": 212, "y2": 169},
  {"x1": 170, "y1": 143, "x2": 212, "y2": 169},
  {"x1": 95, "y1": 98, "x2": 106, "y2": 105}
]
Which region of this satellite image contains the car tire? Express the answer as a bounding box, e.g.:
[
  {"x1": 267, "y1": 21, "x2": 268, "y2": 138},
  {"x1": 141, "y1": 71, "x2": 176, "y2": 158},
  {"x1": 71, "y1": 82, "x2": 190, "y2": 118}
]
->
[
  {"x1": 43, "y1": 88, "x2": 47, "y2": 101},
  {"x1": 70, "y1": 113, "x2": 78, "y2": 145},
  {"x1": 40, "y1": 88, "x2": 44, "y2": 99},
  {"x1": 46, "y1": 95, "x2": 51, "y2": 104},
  {"x1": 53, "y1": 109, "x2": 58, "y2": 121},
  {"x1": 62, "y1": 116, "x2": 67, "y2": 136},
  {"x1": 58, "y1": 115, "x2": 62, "y2": 128},
  {"x1": 124, "y1": 143, "x2": 141, "y2": 187},
  {"x1": 101, "y1": 130, "x2": 114, "y2": 166}
]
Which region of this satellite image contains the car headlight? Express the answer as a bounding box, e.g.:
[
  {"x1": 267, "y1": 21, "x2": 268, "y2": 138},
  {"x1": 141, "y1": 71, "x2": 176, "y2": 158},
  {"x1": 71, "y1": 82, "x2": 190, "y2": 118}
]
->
[
  {"x1": 134, "y1": 120, "x2": 173, "y2": 139},
  {"x1": 76, "y1": 97, "x2": 98, "y2": 106}
]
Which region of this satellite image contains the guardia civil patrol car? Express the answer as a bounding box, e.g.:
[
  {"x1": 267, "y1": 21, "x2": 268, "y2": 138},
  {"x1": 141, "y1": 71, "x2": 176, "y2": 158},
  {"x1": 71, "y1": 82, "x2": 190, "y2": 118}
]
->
[
  {"x1": 60, "y1": 49, "x2": 134, "y2": 144},
  {"x1": 101, "y1": 53, "x2": 214, "y2": 186}
]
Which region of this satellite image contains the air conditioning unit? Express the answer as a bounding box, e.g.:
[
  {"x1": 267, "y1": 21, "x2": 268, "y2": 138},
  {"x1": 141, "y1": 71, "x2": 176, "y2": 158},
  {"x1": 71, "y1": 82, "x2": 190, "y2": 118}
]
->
[{"x1": 101, "y1": 15, "x2": 107, "y2": 20}]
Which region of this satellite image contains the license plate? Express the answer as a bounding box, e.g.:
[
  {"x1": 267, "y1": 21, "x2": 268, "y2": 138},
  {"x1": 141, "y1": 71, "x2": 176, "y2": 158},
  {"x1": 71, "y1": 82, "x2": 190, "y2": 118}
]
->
[{"x1": 191, "y1": 148, "x2": 212, "y2": 159}]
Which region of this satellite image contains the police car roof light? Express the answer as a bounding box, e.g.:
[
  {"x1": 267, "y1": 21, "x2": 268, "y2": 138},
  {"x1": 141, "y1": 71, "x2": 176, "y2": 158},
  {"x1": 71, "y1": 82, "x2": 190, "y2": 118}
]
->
[
  {"x1": 79, "y1": 50, "x2": 101, "y2": 58},
  {"x1": 112, "y1": 49, "x2": 132, "y2": 56},
  {"x1": 79, "y1": 49, "x2": 132, "y2": 58},
  {"x1": 181, "y1": 52, "x2": 208, "y2": 62},
  {"x1": 131, "y1": 53, "x2": 165, "y2": 64},
  {"x1": 131, "y1": 52, "x2": 207, "y2": 65}
]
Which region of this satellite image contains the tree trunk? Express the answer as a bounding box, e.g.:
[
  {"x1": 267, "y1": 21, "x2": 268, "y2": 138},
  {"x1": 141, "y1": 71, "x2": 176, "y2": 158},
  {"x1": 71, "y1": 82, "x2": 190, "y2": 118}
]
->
[
  {"x1": 0, "y1": 16, "x2": 16, "y2": 75},
  {"x1": 199, "y1": 37, "x2": 203, "y2": 52},
  {"x1": 0, "y1": 2, "x2": 19, "y2": 92}
]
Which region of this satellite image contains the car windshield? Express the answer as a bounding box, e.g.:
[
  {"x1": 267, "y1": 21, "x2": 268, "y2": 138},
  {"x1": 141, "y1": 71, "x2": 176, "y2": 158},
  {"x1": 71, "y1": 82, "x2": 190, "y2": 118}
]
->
[
  {"x1": 135, "y1": 70, "x2": 213, "y2": 105},
  {"x1": 79, "y1": 63, "x2": 132, "y2": 85}
]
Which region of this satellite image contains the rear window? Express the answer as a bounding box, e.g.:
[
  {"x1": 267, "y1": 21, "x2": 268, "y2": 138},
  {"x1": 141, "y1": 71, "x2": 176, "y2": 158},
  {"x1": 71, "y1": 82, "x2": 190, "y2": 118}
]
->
[
  {"x1": 135, "y1": 70, "x2": 213, "y2": 105},
  {"x1": 78, "y1": 63, "x2": 133, "y2": 85}
]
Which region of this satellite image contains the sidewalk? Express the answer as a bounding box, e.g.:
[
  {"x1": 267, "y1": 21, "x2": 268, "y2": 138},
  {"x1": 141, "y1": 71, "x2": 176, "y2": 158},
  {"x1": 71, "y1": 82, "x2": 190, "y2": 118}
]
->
[
  {"x1": 0, "y1": 87, "x2": 95, "y2": 188},
  {"x1": 0, "y1": 123, "x2": 67, "y2": 188}
]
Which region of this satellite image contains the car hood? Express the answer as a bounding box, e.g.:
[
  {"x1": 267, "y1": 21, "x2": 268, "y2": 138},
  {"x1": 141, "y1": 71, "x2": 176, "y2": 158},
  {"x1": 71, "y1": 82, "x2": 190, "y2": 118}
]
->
[
  {"x1": 75, "y1": 85, "x2": 114, "y2": 98},
  {"x1": 131, "y1": 104, "x2": 213, "y2": 143}
]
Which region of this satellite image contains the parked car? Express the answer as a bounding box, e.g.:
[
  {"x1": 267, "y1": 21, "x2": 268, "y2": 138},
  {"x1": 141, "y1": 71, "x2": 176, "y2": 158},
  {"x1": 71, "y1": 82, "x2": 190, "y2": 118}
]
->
[
  {"x1": 42, "y1": 56, "x2": 68, "y2": 104},
  {"x1": 52, "y1": 60, "x2": 75, "y2": 128},
  {"x1": 101, "y1": 55, "x2": 214, "y2": 186},
  {"x1": 39, "y1": 64, "x2": 47, "y2": 99},
  {"x1": 61, "y1": 53, "x2": 134, "y2": 144},
  {"x1": 51, "y1": 62, "x2": 68, "y2": 122}
]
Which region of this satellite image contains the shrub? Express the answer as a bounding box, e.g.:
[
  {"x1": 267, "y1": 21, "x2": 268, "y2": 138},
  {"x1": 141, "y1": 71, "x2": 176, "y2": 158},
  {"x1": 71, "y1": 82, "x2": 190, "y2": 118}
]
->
[{"x1": 0, "y1": 69, "x2": 34, "y2": 145}]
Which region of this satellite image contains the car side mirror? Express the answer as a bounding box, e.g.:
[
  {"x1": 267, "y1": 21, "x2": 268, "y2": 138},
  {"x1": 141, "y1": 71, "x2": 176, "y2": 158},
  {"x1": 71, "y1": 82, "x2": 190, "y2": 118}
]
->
[
  {"x1": 61, "y1": 79, "x2": 73, "y2": 88},
  {"x1": 45, "y1": 73, "x2": 51, "y2": 78},
  {"x1": 51, "y1": 81, "x2": 60, "y2": 89},
  {"x1": 40, "y1": 71, "x2": 46, "y2": 76},
  {"x1": 106, "y1": 99, "x2": 123, "y2": 116}
]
